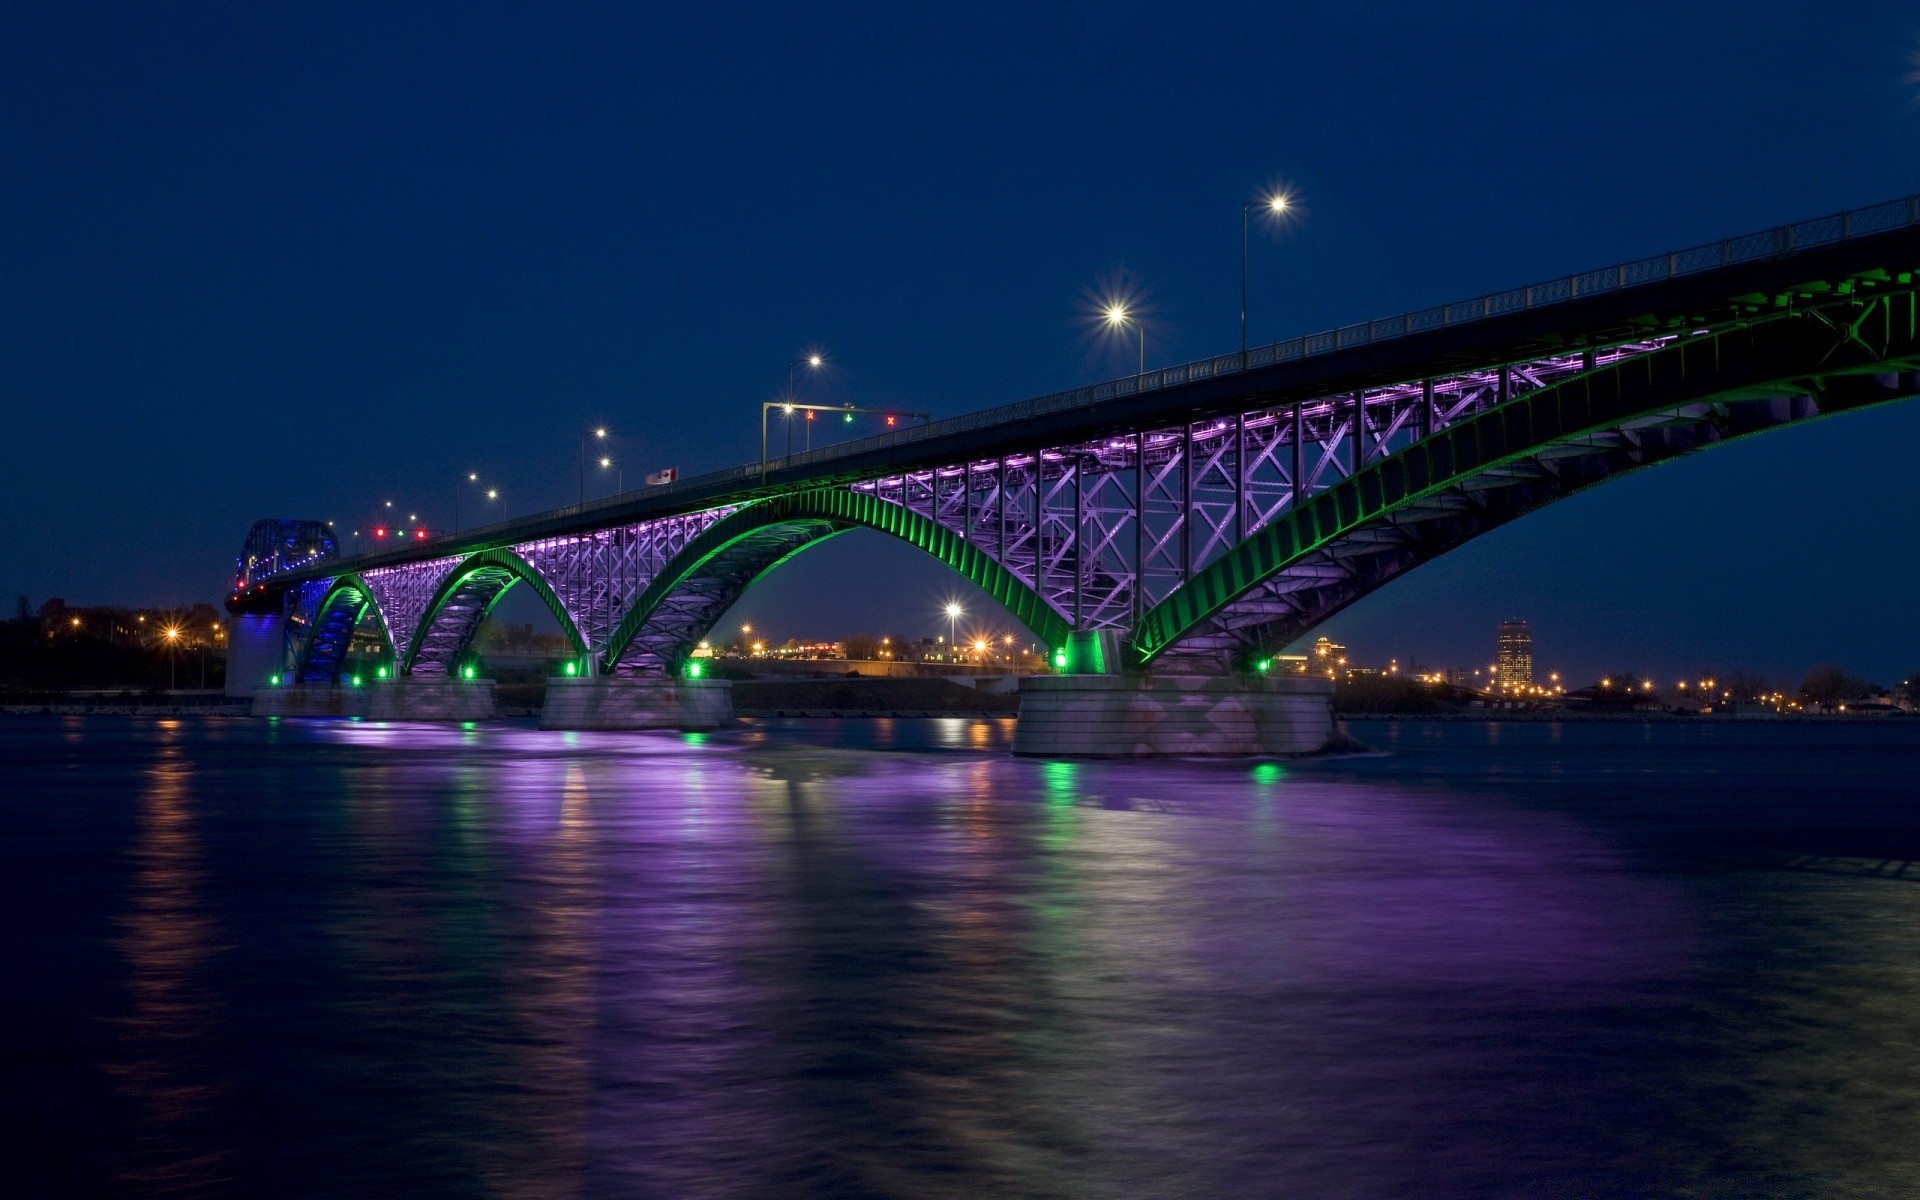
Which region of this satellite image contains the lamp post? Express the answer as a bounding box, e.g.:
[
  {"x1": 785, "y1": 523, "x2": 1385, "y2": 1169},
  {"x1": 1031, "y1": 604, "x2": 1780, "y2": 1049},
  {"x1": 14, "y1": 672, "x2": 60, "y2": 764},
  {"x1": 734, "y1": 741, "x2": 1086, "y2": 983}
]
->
[
  {"x1": 163, "y1": 624, "x2": 181, "y2": 691},
  {"x1": 944, "y1": 602, "x2": 963, "y2": 657},
  {"x1": 1105, "y1": 304, "x2": 1144, "y2": 375},
  {"x1": 599, "y1": 455, "x2": 621, "y2": 496},
  {"x1": 763, "y1": 353, "x2": 825, "y2": 480},
  {"x1": 787, "y1": 353, "x2": 823, "y2": 457},
  {"x1": 580, "y1": 427, "x2": 607, "y2": 505},
  {"x1": 454, "y1": 472, "x2": 479, "y2": 533},
  {"x1": 1242, "y1": 192, "x2": 1291, "y2": 359}
]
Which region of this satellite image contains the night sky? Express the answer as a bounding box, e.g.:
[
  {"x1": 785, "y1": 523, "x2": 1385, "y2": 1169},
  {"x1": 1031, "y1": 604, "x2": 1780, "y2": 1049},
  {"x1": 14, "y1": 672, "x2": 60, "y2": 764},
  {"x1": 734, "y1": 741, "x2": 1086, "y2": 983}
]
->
[{"x1": 5, "y1": 2, "x2": 1919, "y2": 684}]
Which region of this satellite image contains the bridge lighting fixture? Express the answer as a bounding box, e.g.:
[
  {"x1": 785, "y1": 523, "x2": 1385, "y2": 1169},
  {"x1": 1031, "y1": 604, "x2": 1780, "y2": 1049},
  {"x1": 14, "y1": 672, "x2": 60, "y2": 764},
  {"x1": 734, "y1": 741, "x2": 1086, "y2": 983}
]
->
[
  {"x1": 269, "y1": 674, "x2": 281, "y2": 687},
  {"x1": 684, "y1": 661, "x2": 704, "y2": 680},
  {"x1": 563, "y1": 662, "x2": 577, "y2": 677},
  {"x1": 462, "y1": 665, "x2": 475, "y2": 680},
  {"x1": 487, "y1": 489, "x2": 498, "y2": 500}
]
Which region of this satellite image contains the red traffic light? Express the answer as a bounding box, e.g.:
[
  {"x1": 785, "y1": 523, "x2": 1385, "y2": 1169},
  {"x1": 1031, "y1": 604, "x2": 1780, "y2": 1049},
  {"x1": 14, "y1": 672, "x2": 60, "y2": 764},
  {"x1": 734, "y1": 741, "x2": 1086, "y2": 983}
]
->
[
  {"x1": 374, "y1": 527, "x2": 388, "y2": 538},
  {"x1": 414, "y1": 529, "x2": 427, "y2": 539}
]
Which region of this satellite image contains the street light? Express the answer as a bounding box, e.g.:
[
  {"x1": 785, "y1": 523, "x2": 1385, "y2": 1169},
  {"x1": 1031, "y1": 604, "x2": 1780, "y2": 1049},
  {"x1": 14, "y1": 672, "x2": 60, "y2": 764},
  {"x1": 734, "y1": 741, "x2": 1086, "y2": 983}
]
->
[
  {"x1": 1105, "y1": 303, "x2": 1144, "y2": 375},
  {"x1": 762, "y1": 352, "x2": 827, "y2": 479},
  {"x1": 1242, "y1": 191, "x2": 1292, "y2": 358},
  {"x1": 598, "y1": 455, "x2": 621, "y2": 495},
  {"x1": 162, "y1": 624, "x2": 182, "y2": 690},
  {"x1": 943, "y1": 601, "x2": 963, "y2": 654},
  {"x1": 580, "y1": 427, "x2": 608, "y2": 505},
  {"x1": 454, "y1": 472, "x2": 479, "y2": 534}
]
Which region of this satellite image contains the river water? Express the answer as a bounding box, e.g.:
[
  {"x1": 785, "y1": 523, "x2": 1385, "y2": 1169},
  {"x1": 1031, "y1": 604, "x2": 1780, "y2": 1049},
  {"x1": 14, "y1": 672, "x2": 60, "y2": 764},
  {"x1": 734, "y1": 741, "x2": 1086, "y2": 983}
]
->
[{"x1": 5, "y1": 715, "x2": 1920, "y2": 1197}]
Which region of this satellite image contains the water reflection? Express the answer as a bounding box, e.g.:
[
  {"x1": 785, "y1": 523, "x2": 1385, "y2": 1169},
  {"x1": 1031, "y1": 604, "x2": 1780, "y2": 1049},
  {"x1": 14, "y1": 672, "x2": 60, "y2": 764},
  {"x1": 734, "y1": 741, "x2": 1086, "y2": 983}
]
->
[
  {"x1": 6, "y1": 716, "x2": 1920, "y2": 1196},
  {"x1": 109, "y1": 727, "x2": 228, "y2": 1193}
]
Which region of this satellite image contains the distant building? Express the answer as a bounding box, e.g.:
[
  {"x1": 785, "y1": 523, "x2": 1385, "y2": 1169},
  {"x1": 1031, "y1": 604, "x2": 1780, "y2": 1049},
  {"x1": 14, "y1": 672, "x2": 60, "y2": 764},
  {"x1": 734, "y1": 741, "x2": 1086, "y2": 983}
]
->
[
  {"x1": 1496, "y1": 619, "x2": 1533, "y2": 689},
  {"x1": 1310, "y1": 636, "x2": 1348, "y2": 679}
]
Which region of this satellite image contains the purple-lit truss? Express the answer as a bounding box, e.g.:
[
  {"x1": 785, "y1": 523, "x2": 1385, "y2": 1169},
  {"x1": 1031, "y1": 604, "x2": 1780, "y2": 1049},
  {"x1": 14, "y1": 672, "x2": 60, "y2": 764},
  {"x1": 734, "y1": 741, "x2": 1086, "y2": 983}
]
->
[{"x1": 847, "y1": 341, "x2": 1670, "y2": 636}]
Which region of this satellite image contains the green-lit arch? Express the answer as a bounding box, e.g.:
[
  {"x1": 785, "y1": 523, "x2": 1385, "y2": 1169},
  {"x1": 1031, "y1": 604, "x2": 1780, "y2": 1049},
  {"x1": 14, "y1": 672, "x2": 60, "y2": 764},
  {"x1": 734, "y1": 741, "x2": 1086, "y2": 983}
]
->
[
  {"x1": 1132, "y1": 296, "x2": 1920, "y2": 666},
  {"x1": 293, "y1": 573, "x2": 396, "y2": 683},
  {"x1": 401, "y1": 548, "x2": 588, "y2": 677},
  {"x1": 599, "y1": 488, "x2": 1072, "y2": 673}
]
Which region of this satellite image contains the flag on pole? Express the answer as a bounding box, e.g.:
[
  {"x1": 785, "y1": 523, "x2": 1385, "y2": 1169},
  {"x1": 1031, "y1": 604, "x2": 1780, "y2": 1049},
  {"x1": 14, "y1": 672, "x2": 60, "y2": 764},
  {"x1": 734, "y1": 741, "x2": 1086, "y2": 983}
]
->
[{"x1": 645, "y1": 467, "x2": 679, "y2": 487}]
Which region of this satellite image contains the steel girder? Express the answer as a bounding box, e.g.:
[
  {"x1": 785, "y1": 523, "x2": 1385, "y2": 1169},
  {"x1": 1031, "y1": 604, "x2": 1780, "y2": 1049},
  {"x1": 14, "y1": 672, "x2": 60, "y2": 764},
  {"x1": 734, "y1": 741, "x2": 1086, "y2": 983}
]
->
[
  {"x1": 600, "y1": 489, "x2": 1072, "y2": 674},
  {"x1": 1131, "y1": 292, "x2": 1920, "y2": 666},
  {"x1": 293, "y1": 574, "x2": 394, "y2": 683},
  {"x1": 402, "y1": 548, "x2": 587, "y2": 676}
]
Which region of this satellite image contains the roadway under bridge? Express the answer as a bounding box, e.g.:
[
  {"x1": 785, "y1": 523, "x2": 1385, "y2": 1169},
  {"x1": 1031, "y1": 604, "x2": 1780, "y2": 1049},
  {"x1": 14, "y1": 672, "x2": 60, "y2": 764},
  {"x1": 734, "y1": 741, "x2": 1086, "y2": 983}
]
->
[{"x1": 227, "y1": 196, "x2": 1920, "y2": 754}]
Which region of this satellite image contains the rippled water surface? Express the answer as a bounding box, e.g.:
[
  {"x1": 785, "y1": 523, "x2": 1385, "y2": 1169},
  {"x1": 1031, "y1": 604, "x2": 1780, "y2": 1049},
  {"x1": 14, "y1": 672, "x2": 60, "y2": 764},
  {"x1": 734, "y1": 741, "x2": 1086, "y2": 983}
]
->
[{"x1": 7, "y1": 715, "x2": 1920, "y2": 1197}]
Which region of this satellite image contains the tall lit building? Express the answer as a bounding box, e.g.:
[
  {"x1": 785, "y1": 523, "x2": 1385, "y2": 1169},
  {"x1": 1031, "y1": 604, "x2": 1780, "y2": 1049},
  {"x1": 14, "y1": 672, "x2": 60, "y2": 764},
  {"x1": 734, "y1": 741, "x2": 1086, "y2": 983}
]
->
[{"x1": 1496, "y1": 620, "x2": 1533, "y2": 689}]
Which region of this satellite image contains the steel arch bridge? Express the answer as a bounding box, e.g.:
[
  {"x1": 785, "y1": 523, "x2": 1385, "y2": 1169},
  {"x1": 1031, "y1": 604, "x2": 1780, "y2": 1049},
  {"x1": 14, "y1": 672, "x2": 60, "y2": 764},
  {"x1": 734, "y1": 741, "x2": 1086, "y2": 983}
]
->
[{"x1": 234, "y1": 196, "x2": 1920, "y2": 684}]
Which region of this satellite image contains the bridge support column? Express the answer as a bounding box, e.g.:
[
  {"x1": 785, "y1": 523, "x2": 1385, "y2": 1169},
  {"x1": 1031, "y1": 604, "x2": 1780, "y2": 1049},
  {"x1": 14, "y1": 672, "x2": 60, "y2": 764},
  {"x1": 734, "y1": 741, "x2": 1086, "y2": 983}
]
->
[
  {"x1": 365, "y1": 678, "x2": 497, "y2": 721},
  {"x1": 250, "y1": 684, "x2": 371, "y2": 718},
  {"x1": 539, "y1": 676, "x2": 733, "y2": 731},
  {"x1": 225, "y1": 612, "x2": 287, "y2": 698},
  {"x1": 1012, "y1": 674, "x2": 1334, "y2": 758}
]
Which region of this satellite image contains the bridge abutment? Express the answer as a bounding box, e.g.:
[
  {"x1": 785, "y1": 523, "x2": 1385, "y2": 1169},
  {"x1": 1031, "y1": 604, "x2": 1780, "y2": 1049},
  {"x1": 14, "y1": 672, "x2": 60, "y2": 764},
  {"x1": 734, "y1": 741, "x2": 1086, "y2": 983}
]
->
[
  {"x1": 539, "y1": 676, "x2": 733, "y2": 731},
  {"x1": 1011, "y1": 674, "x2": 1334, "y2": 757},
  {"x1": 225, "y1": 612, "x2": 288, "y2": 698},
  {"x1": 366, "y1": 678, "x2": 497, "y2": 721}
]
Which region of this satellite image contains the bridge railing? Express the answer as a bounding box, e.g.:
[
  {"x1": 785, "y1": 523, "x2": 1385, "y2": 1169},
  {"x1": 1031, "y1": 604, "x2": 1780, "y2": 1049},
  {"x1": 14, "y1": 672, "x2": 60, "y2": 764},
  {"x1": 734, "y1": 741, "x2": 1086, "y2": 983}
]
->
[{"x1": 316, "y1": 193, "x2": 1920, "y2": 574}]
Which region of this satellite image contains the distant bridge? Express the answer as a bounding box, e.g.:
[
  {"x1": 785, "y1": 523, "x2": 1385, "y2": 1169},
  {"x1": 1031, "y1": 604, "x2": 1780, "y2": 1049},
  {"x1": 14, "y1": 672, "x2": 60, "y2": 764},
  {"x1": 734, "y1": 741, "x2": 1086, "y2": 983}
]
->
[{"x1": 232, "y1": 196, "x2": 1920, "y2": 692}]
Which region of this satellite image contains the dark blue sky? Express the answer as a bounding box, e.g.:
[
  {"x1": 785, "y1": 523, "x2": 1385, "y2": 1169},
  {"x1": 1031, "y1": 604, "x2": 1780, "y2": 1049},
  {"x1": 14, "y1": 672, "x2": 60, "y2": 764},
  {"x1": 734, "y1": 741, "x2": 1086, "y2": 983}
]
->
[{"x1": 5, "y1": 2, "x2": 1919, "y2": 683}]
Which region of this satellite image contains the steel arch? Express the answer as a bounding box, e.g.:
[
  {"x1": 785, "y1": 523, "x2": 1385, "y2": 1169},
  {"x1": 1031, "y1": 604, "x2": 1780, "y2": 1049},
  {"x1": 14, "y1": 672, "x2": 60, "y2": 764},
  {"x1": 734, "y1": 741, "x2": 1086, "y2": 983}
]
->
[
  {"x1": 401, "y1": 548, "x2": 588, "y2": 676},
  {"x1": 293, "y1": 574, "x2": 396, "y2": 683},
  {"x1": 599, "y1": 488, "x2": 1073, "y2": 674},
  {"x1": 1133, "y1": 298, "x2": 1920, "y2": 666}
]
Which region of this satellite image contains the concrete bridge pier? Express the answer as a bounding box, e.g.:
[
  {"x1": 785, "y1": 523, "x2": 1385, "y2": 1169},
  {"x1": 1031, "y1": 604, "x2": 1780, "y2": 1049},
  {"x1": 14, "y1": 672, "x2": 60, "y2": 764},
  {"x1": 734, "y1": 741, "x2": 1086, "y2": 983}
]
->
[
  {"x1": 1012, "y1": 669, "x2": 1335, "y2": 758},
  {"x1": 365, "y1": 678, "x2": 497, "y2": 721},
  {"x1": 540, "y1": 676, "x2": 733, "y2": 731},
  {"x1": 251, "y1": 684, "x2": 371, "y2": 718},
  {"x1": 225, "y1": 611, "x2": 288, "y2": 699}
]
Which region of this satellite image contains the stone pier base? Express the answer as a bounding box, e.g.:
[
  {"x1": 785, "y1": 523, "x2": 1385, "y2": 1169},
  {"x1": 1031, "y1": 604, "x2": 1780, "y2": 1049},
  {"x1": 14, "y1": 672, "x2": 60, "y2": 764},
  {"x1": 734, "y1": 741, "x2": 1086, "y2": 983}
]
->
[
  {"x1": 539, "y1": 676, "x2": 733, "y2": 731},
  {"x1": 365, "y1": 679, "x2": 497, "y2": 721},
  {"x1": 250, "y1": 684, "x2": 370, "y2": 718},
  {"x1": 1012, "y1": 674, "x2": 1334, "y2": 757}
]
